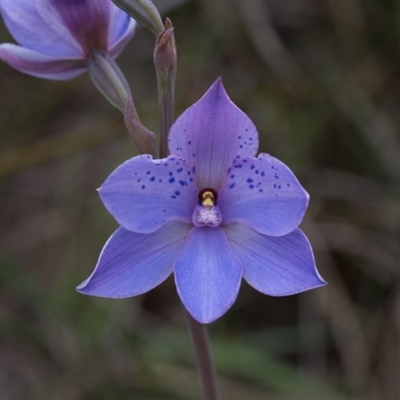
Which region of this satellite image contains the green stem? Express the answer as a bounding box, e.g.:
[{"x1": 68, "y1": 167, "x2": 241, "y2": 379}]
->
[{"x1": 185, "y1": 311, "x2": 221, "y2": 400}]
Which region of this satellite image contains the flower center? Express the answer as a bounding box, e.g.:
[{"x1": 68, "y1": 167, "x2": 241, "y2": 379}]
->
[
  {"x1": 193, "y1": 188, "x2": 222, "y2": 228},
  {"x1": 201, "y1": 190, "x2": 215, "y2": 206},
  {"x1": 198, "y1": 188, "x2": 218, "y2": 206}
]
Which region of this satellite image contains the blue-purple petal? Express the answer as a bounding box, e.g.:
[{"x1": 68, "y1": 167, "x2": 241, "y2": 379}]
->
[
  {"x1": 77, "y1": 221, "x2": 191, "y2": 298},
  {"x1": 37, "y1": 0, "x2": 110, "y2": 56},
  {"x1": 168, "y1": 79, "x2": 259, "y2": 190},
  {"x1": 224, "y1": 224, "x2": 326, "y2": 296},
  {"x1": 0, "y1": 44, "x2": 87, "y2": 80},
  {"x1": 0, "y1": 0, "x2": 81, "y2": 57},
  {"x1": 174, "y1": 227, "x2": 242, "y2": 323},
  {"x1": 219, "y1": 153, "x2": 309, "y2": 236},
  {"x1": 108, "y1": 3, "x2": 136, "y2": 57},
  {"x1": 99, "y1": 155, "x2": 198, "y2": 234}
]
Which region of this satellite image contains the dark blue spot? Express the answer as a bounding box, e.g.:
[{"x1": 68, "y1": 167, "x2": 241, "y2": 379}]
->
[
  {"x1": 238, "y1": 135, "x2": 242, "y2": 139},
  {"x1": 247, "y1": 178, "x2": 253, "y2": 183},
  {"x1": 171, "y1": 195, "x2": 176, "y2": 199},
  {"x1": 230, "y1": 174, "x2": 235, "y2": 179},
  {"x1": 163, "y1": 209, "x2": 166, "y2": 212},
  {"x1": 141, "y1": 185, "x2": 146, "y2": 189},
  {"x1": 150, "y1": 176, "x2": 156, "y2": 181},
  {"x1": 250, "y1": 165, "x2": 255, "y2": 170},
  {"x1": 273, "y1": 184, "x2": 277, "y2": 188},
  {"x1": 275, "y1": 175, "x2": 279, "y2": 179},
  {"x1": 261, "y1": 171, "x2": 265, "y2": 176},
  {"x1": 287, "y1": 183, "x2": 291, "y2": 187},
  {"x1": 169, "y1": 177, "x2": 175, "y2": 183},
  {"x1": 137, "y1": 179, "x2": 141, "y2": 182},
  {"x1": 249, "y1": 185, "x2": 254, "y2": 189},
  {"x1": 174, "y1": 190, "x2": 180, "y2": 196},
  {"x1": 169, "y1": 171, "x2": 173, "y2": 176},
  {"x1": 192, "y1": 166, "x2": 196, "y2": 173},
  {"x1": 259, "y1": 189, "x2": 263, "y2": 193},
  {"x1": 229, "y1": 183, "x2": 236, "y2": 189},
  {"x1": 240, "y1": 145, "x2": 243, "y2": 149},
  {"x1": 278, "y1": 185, "x2": 281, "y2": 189},
  {"x1": 245, "y1": 128, "x2": 249, "y2": 132},
  {"x1": 179, "y1": 180, "x2": 186, "y2": 186},
  {"x1": 188, "y1": 140, "x2": 191, "y2": 145},
  {"x1": 159, "y1": 179, "x2": 163, "y2": 183},
  {"x1": 146, "y1": 171, "x2": 151, "y2": 175},
  {"x1": 177, "y1": 168, "x2": 183, "y2": 173}
]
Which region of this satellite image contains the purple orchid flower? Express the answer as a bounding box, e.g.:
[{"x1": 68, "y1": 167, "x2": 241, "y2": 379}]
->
[
  {"x1": 78, "y1": 79, "x2": 326, "y2": 323},
  {"x1": 0, "y1": 0, "x2": 135, "y2": 80}
]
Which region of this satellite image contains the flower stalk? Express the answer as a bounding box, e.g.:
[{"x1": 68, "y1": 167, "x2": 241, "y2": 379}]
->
[
  {"x1": 186, "y1": 311, "x2": 221, "y2": 400},
  {"x1": 88, "y1": 51, "x2": 132, "y2": 113},
  {"x1": 152, "y1": 16, "x2": 218, "y2": 398},
  {"x1": 88, "y1": 51, "x2": 156, "y2": 156}
]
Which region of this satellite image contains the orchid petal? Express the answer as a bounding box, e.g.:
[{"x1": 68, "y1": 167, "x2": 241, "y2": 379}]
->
[
  {"x1": 168, "y1": 79, "x2": 259, "y2": 190},
  {"x1": 224, "y1": 224, "x2": 326, "y2": 295},
  {"x1": 175, "y1": 227, "x2": 242, "y2": 323},
  {"x1": 108, "y1": 3, "x2": 136, "y2": 57},
  {"x1": 0, "y1": 44, "x2": 86, "y2": 80},
  {"x1": 219, "y1": 153, "x2": 309, "y2": 236},
  {"x1": 99, "y1": 155, "x2": 198, "y2": 234},
  {"x1": 77, "y1": 222, "x2": 191, "y2": 298},
  {"x1": 0, "y1": 0, "x2": 80, "y2": 56},
  {"x1": 36, "y1": 0, "x2": 110, "y2": 56}
]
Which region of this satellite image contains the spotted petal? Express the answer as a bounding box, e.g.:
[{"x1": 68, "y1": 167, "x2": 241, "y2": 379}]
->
[
  {"x1": 77, "y1": 221, "x2": 191, "y2": 298},
  {"x1": 0, "y1": 44, "x2": 86, "y2": 80},
  {"x1": 175, "y1": 227, "x2": 242, "y2": 323},
  {"x1": 224, "y1": 224, "x2": 326, "y2": 295},
  {"x1": 99, "y1": 155, "x2": 198, "y2": 234},
  {"x1": 168, "y1": 79, "x2": 259, "y2": 190},
  {"x1": 0, "y1": 0, "x2": 82, "y2": 57},
  {"x1": 219, "y1": 153, "x2": 309, "y2": 236}
]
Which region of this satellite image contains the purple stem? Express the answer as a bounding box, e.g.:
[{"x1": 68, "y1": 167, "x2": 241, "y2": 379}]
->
[{"x1": 185, "y1": 310, "x2": 221, "y2": 400}]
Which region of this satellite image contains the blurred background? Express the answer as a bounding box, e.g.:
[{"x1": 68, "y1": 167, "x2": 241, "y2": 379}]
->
[{"x1": 1, "y1": 0, "x2": 399, "y2": 399}]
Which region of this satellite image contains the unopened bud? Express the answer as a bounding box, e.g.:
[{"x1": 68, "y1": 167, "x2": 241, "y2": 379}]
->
[
  {"x1": 112, "y1": 0, "x2": 164, "y2": 36},
  {"x1": 154, "y1": 18, "x2": 177, "y2": 85}
]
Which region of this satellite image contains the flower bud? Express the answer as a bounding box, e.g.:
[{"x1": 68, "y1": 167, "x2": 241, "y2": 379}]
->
[
  {"x1": 112, "y1": 0, "x2": 164, "y2": 36},
  {"x1": 154, "y1": 18, "x2": 177, "y2": 85}
]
